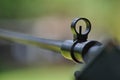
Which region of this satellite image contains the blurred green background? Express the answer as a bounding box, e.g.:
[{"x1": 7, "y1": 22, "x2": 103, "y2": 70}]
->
[
  {"x1": 0, "y1": 0, "x2": 120, "y2": 80},
  {"x1": 0, "y1": 0, "x2": 120, "y2": 40}
]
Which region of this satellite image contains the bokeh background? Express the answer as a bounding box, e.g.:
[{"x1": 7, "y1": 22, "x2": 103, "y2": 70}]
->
[{"x1": 0, "y1": 0, "x2": 120, "y2": 80}]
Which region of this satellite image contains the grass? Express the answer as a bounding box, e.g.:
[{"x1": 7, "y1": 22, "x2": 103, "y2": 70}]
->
[
  {"x1": 0, "y1": 0, "x2": 74, "y2": 19},
  {"x1": 0, "y1": 65, "x2": 78, "y2": 80}
]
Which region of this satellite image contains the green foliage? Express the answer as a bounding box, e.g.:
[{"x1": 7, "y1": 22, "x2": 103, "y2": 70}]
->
[
  {"x1": 0, "y1": 66, "x2": 74, "y2": 80},
  {"x1": 0, "y1": 0, "x2": 45, "y2": 18},
  {"x1": 0, "y1": 0, "x2": 120, "y2": 19},
  {"x1": 0, "y1": 0, "x2": 120, "y2": 39},
  {"x1": 0, "y1": 0, "x2": 110, "y2": 18}
]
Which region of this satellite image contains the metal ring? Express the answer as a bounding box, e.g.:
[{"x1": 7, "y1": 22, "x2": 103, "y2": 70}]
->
[
  {"x1": 70, "y1": 17, "x2": 92, "y2": 63},
  {"x1": 70, "y1": 40, "x2": 82, "y2": 63},
  {"x1": 71, "y1": 18, "x2": 91, "y2": 40}
]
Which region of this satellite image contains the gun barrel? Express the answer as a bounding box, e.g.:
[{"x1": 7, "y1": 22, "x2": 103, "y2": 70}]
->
[
  {"x1": 0, "y1": 29, "x2": 63, "y2": 52},
  {"x1": 0, "y1": 29, "x2": 102, "y2": 63}
]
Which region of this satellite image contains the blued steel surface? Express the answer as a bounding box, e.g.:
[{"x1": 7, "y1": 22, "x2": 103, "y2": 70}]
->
[
  {"x1": 71, "y1": 18, "x2": 91, "y2": 42},
  {"x1": 0, "y1": 29, "x2": 63, "y2": 52},
  {"x1": 70, "y1": 18, "x2": 101, "y2": 63},
  {"x1": 0, "y1": 18, "x2": 102, "y2": 63},
  {"x1": 75, "y1": 41, "x2": 120, "y2": 80}
]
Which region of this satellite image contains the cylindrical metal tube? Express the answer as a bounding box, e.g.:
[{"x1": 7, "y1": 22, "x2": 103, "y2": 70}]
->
[
  {"x1": 61, "y1": 40, "x2": 102, "y2": 63},
  {"x1": 0, "y1": 29, "x2": 63, "y2": 52},
  {"x1": 83, "y1": 45, "x2": 103, "y2": 63},
  {"x1": 0, "y1": 29, "x2": 102, "y2": 63},
  {"x1": 61, "y1": 40, "x2": 83, "y2": 61}
]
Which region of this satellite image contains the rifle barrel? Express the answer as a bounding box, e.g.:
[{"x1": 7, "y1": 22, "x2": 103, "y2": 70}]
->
[
  {"x1": 0, "y1": 29, "x2": 102, "y2": 63},
  {"x1": 0, "y1": 29, "x2": 63, "y2": 52}
]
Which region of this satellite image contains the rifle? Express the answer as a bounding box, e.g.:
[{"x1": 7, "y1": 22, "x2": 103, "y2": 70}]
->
[{"x1": 0, "y1": 18, "x2": 120, "y2": 80}]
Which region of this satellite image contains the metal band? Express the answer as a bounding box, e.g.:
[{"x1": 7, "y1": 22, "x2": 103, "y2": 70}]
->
[{"x1": 70, "y1": 40, "x2": 82, "y2": 63}]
